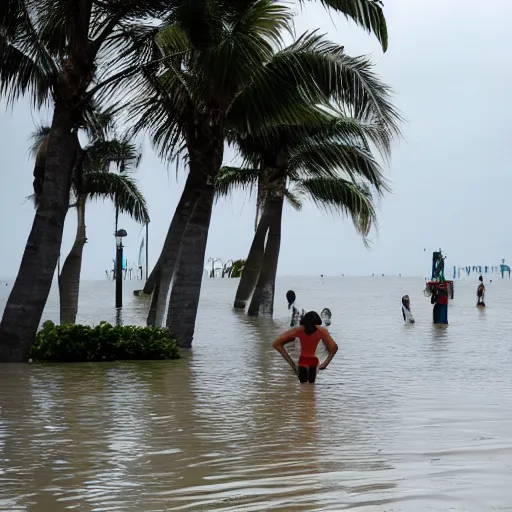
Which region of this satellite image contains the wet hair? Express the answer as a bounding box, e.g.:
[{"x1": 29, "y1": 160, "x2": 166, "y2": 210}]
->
[
  {"x1": 300, "y1": 311, "x2": 322, "y2": 335},
  {"x1": 479, "y1": 275, "x2": 483, "y2": 282},
  {"x1": 286, "y1": 290, "x2": 296, "y2": 309}
]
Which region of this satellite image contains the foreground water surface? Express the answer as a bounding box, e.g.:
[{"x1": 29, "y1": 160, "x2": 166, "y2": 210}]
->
[{"x1": 1, "y1": 276, "x2": 512, "y2": 511}]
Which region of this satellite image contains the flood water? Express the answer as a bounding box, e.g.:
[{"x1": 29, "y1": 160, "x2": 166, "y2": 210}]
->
[{"x1": 1, "y1": 276, "x2": 512, "y2": 511}]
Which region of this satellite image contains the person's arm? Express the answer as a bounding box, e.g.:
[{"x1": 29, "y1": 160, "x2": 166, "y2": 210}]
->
[
  {"x1": 272, "y1": 329, "x2": 298, "y2": 374},
  {"x1": 318, "y1": 326, "x2": 338, "y2": 370}
]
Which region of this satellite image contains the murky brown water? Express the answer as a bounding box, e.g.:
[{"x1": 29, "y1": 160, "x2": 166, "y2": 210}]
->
[{"x1": 1, "y1": 276, "x2": 512, "y2": 511}]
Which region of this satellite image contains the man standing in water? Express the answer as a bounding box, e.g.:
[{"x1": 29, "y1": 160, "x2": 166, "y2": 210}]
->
[{"x1": 477, "y1": 275, "x2": 486, "y2": 307}]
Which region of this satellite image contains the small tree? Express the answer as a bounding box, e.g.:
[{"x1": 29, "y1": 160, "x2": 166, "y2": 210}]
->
[{"x1": 30, "y1": 125, "x2": 149, "y2": 324}]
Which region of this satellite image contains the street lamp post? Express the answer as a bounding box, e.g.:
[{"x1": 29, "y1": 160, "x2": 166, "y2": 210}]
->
[{"x1": 115, "y1": 229, "x2": 127, "y2": 308}]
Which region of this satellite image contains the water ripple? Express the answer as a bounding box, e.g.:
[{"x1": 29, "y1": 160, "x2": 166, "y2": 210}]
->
[{"x1": 1, "y1": 276, "x2": 512, "y2": 510}]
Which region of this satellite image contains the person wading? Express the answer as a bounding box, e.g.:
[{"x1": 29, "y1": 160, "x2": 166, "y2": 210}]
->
[
  {"x1": 477, "y1": 275, "x2": 486, "y2": 307},
  {"x1": 272, "y1": 311, "x2": 338, "y2": 384}
]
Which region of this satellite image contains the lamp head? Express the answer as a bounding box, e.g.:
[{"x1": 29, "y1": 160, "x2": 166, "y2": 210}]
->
[{"x1": 115, "y1": 229, "x2": 127, "y2": 246}]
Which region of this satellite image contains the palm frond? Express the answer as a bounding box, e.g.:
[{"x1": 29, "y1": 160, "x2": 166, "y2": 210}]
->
[
  {"x1": 301, "y1": 0, "x2": 388, "y2": 52},
  {"x1": 128, "y1": 66, "x2": 188, "y2": 164},
  {"x1": 28, "y1": 124, "x2": 51, "y2": 158},
  {"x1": 85, "y1": 171, "x2": 150, "y2": 224},
  {"x1": 229, "y1": 31, "x2": 402, "y2": 137},
  {"x1": 214, "y1": 165, "x2": 260, "y2": 198},
  {"x1": 80, "y1": 105, "x2": 115, "y2": 141},
  {"x1": 84, "y1": 138, "x2": 142, "y2": 174},
  {"x1": 25, "y1": 192, "x2": 40, "y2": 208},
  {"x1": 234, "y1": 105, "x2": 394, "y2": 175},
  {"x1": 0, "y1": 0, "x2": 23, "y2": 36},
  {"x1": 30, "y1": 124, "x2": 51, "y2": 197},
  {"x1": 284, "y1": 188, "x2": 302, "y2": 211},
  {"x1": 0, "y1": 36, "x2": 53, "y2": 107},
  {"x1": 199, "y1": 0, "x2": 294, "y2": 105},
  {"x1": 93, "y1": 20, "x2": 165, "y2": 107},
  {"x1": 157, "y1": 22, "x2": 191, "y2": 56},
  {"x1": 288, "y1": 139, "x2": 390, "y2": 194},
  {"x1": 306, "y1": 108, "x2": 393, "y2": 159},
  {"x1": 35, "y1": 0, "x2": 75, "y2": 58},
  {"x1": 297, "y1": 176, "x2": 377, "y2": 239},
  {"x1": 0, "y1": 0, "x2": 60, "y2": 107}
]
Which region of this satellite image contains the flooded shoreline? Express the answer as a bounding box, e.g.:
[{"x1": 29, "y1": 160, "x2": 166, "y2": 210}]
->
[{"x1": 1, "y1": 277, "x2": 512, "y2": 511}]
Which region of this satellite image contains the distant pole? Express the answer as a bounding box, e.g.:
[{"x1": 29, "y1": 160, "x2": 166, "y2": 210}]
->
[
  {"x1": 116, "y1": 244, "x2": 123, "y2": 308},
  {"x1": 145, "y1": 222, "x2": 149, "y2": 282},
  {"x1": 115, "y1": 229, "x2": 127, "y2": 309}
]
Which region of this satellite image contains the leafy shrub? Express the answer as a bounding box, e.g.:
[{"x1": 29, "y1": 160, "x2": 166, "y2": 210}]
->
[
  {"x1": 30, "y1": 321, "x2": 181, "y2": 362},
  {"x1": 230, "y1": 259, "x2": 246, "y2": 278}
]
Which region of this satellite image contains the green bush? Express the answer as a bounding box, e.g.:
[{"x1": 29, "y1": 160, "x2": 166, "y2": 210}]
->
[
  {"x1": 230, "y1": 259, "x2": 245, "y2": 278},
  {"x1": 30, "y1": 321, "x2": 181, "y2": 362}
]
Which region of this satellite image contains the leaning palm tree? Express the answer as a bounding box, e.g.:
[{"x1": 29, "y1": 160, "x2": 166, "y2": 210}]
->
[
  {"x1": 0, "y1": 0, "x2": 391, "y2": 361},
  {"x1": 139, "y1": 0, "x2": 389, "y2": 293},
  {"x1": 217, "y1": 168, "x2": 382, "y2": 317},
  {"x1": 30, "y1": 126, "x2": 149, "y2": 324},
  {"x1": 141, "y1": 0, "x2": 389, "y2": 298},
  {"x1": 218, "y1": 106, "x2": 394, "y2": 315},
  {"x1": 135, "y1": 6, "x2": 400, "y2": 349},
  {"x1": 0, "y1": 0, "x2": 172, "y2": 361},
  {"x1": 134, "y1": 1, "x2": 296, "y2": 337},
  {"x1": 251, "y1": 177, "x2": 378, "y2": 316}
]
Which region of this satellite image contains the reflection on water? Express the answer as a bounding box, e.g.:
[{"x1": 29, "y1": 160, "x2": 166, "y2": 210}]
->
[{"x1": 1, "y1": 277, "x2": 512, "y2": 510}]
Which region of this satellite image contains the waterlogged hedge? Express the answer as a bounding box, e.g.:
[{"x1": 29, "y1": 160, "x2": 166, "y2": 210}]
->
[{"x1": 30, "y1": 321, "x2": 181, "y2": 362}]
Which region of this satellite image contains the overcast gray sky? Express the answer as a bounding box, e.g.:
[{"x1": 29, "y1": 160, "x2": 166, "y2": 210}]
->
[{"x1": 1, "y1": 0, "x2": 512, "y2": 280}]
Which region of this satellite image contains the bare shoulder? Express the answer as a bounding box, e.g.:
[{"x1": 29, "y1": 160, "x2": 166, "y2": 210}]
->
[
  {"x1": 317, "y1": 325, "x2": 329, "y2": 336},
  {"x1": 283, "y1": 327, "x2": 300, "y2": 339}
]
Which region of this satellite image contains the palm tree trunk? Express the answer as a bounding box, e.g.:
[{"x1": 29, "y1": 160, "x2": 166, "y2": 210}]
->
[
  {"x1": 148, "y1": 173, "x2": 201, "y2": 326},
  {"x1": 165, "y1": 184, "x2": 215, "y2": 348},
  {"x1": 142, "y1": 261, "x2": 159, "y2": 294},
  {"x1": 255, "y1": 176, "x2": 266, "y2": 232},
  {"x1": 58, "y1": 197, "x2": 87, "y2": 325},
  {"x1": 146, "y1": 281, "x2": 160, "y2": 327},
  {"x1": 164, "y1": 125, "x2": 224, "y2": 347},
  {"x1": 0, "y1": 108, "x2": 77, "y2": 362},
  {"x1": 233, "y1": 208, "x2": 270, "y2": 309},
  {"x1": 247, "y1": 178, "x2": 286, "y2": 317}
]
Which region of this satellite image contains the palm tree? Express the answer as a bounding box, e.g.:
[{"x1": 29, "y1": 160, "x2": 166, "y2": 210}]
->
[
  {"x1": 30, "y1": 126, "x2": 149, "y2": 324},
  {"x1": 0, "y1": 0, "x2": 173, "y2": 361},
  {"x1": 135, "y1": 4, "x2": 400, "y2": 349},
  {"x1": 251, "y1": 177, "x2": 377, "y2": 316},
  {"x1": 0, "y1": 0, "x2": 393, "y2": 359},
  {"x1": 219, "y1": 107, "x2": 394, "y2": 315},
  {"x1": 134, "y1": 0, "x2": 296, "y2": 337},
  {"x1": 140, "y1": 0, "x2": 389, "y2": 298}
]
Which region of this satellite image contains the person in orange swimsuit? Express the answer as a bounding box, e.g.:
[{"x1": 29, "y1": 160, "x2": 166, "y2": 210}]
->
[{"x1": 272, "y1": 311, "x2": 338, "y2": 383}]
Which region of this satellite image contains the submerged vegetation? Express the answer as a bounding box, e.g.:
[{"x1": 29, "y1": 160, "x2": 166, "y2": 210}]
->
[
  {"x1": 205, "y1": 258, "x2": 246, "y2": 278},
  {"x1": 0, "y1": 0, "x2": 400, "y2": 361},
  {"x1": 30, "y1": 321, "x2": 181, "y2": 362}
]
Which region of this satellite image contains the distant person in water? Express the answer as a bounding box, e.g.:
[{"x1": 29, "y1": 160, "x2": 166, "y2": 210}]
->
[
  {"x1": 272, "y1": 311, "x2": 338, "y2": 383},
  {"x1": 401, "y1": 295, "x2": 415, "y2": 323},
  {"x1": 287, "y1": 290, "x2": 306, "y2": 327},
  {"x1": 320, "y1": 308, "x2": 332, "y2": 326},
  {"x1": 287, "y1": 290, "x2": 332, "y2": 327},
  {"x1": 477, "y1": 275, "x2": 486, "y2": 307}
]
